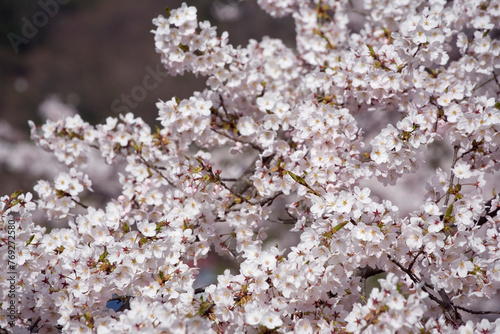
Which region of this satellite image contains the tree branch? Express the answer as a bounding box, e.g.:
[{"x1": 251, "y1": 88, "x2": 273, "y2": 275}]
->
[
  {"x1": 387, "y1": 254, "x2": 464, "y2": 326},
  {"x1": 210, "y1": 126, "x2": 262, "y2": 152},
  {"x1": 444, "y1": 146, "x2": 459, "y2": 206}
]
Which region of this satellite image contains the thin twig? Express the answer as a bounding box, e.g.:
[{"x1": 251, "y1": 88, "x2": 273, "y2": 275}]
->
[
  {"x1": 492, "y1": 71, "x2": 500, "y2": 88},
  {"x1": 266, "y1": 219, "x2": 297, "y2": 224},
  {"x1": 387, "y1": 254, "x2": 465, "y2": 326},
  {"x1": 29, "y1": 317, "x2": 41, "y2": 333},
  {"x1": 195, "y1": 286, "x2": 207, "y2": 294},
  {"x1": 387, "y1": 255, "x2": 424, "y2": 286},
  {"x1": 444, "y1": 146, "x2": 459, "y2": 206},
  {"x1": 70, "y1": 197, "x2": 88, "y2": 209},
  {"x1": 408, "y1": 248, "x2": 424, "y2": 272},
  {"x1": 218, "y1": 94, "x2": 230, "y2": 119},
  {"x1": 255, "y1": 192, "x2": 283, "y2": 207},
  {"x1": 210, "y1": 127, "x2": 262, "y2": 152},
  {"x1": 455, "y1": 305, "x2": 500, "y2": 315},
  {"x1": 137, "y1": 154, "x2": 175, "y2": 186},
  {"x1": 472, "y1": 73, "x2": 498, "y2": 93}
]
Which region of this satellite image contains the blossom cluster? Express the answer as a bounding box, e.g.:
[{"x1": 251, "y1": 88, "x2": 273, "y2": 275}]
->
[{"x1": 1, "y1": 0, "x2": 500, "y2": 333}]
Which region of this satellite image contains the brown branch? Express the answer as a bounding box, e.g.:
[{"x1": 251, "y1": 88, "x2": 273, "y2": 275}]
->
[
  {"x1": 408, "y1": 248, "x2": 424, "y2": 272},
  {"x1": 455, "y1": 305, "x2": 500, "y2": 315},
  {"x1": 354, "y1": 266, "x2": 384, "y2": 280},
  {"x1": 493, "y1": 71, "x2": 500, "y2": 89},
  {"x1": 210, "y1": 127, "x2": 262, "y2": 152},
  {"x1": 387, "y1": 254, "x2": 464, "y2": 326},
  {"x1": 220, "y1": 178, "x2": 238, "y2": 182},
  {"x1": 472, "y1": 72, "x2": 498, "y2": 93},
  {"x1": 267, "y1": 219, "x2": 297, "y2": 224},
  {"x1": 137, "y1": 154, "x2": 175, "y2": 186},
  {"x1": 444, "y1": 146, "x2": 459, "y2": 206},
  {"x1": 69, "y1": 197, "x2": 88, "y2": 209},
  {"x1": 477, "y1": 197, "x2": 500, "y2": 226},
  {"x1": 218, "y1": 94, "x2": 230, "y2": 120},
  {"x1": 255, "y1": 191, "x2": 283, "y2": 207},
  {"x1": 387, "y1": 254, "x2": 425, "y2": 287}
]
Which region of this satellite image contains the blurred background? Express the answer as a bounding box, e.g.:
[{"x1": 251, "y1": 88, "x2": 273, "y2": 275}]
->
[{"x1": 0, "y1": 0, "x2": 295, "y2": 194}]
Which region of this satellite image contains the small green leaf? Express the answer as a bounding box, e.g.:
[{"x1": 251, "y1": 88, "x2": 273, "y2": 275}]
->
[
  {"x1": 286, "y1": 170, "x2": 306, "y2": 185},
  {"x1": 332, "y1": 221, "x2": 348, "y2": 233},
  {"x1": 131, "y1": 140, "x2": 141, "y2": 152},
  {"x1": 444, "y1": 203, "x2": 454, "y2": 223},
  {"x1": 10, "y1": 199, "x2": 22, "y2": 207},
  {"x1": 366, "y1": 44, "x2": 376, "y2": 57},
  {"x1": 139, "y1": 237, "x2": 148, "y2": 247},
  {"x1": 199, "y1": 300, "x2": 214, "y2": 316},
  {"x1": 286, "y1": 170, "x2": 321, "y2": 196},
  {"x1": 10, "y1": 190, "x2": 22, "y2": 200},
  {"x1": 26, "y1": 234, "x2": 35, "y2": 246},
  {"x1": 99, "y1": 249, "x2": 109, "y2": 262},
  {"x1": 195, "y1": 157, "x2": 204, "y2": 166},
  {"x1": 307, "y1": 189, "x2": 322, "y2": 197},
  {"x1": 178, "y1": 44, "x2": 189, "y2": 52}
]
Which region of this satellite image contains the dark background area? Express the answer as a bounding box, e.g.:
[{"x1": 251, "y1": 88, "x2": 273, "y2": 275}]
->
[
  {"x1": 0, "y1": 0, "x2": 295, "y2": 194},
  {"x1": 0, "y1": 0, "x2": 294, "y2": 130}
]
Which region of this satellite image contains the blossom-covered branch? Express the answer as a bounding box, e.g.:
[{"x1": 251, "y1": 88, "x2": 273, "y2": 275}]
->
[{"x1": 1, "y1": 1, "x2": 500, "y2": 333}]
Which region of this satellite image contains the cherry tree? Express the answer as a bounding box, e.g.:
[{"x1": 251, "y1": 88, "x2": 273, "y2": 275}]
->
[{"x1": 2, "y1": 0, "x2": 500, "y2": 333}]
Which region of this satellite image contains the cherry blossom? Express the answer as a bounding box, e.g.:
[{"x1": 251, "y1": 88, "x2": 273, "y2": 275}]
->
[{"x1": 1, "y1": 0, "x2": 500, "y2": 333}]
